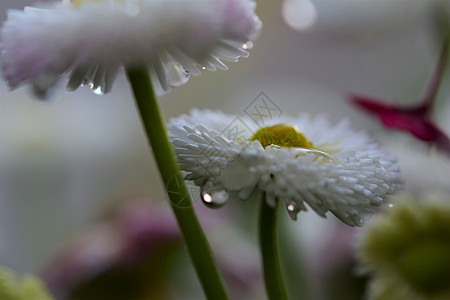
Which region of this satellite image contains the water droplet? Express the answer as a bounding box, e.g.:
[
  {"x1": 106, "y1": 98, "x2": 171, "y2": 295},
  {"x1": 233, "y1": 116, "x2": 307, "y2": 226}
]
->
[
  {"x1": 293, "y1": 148, "x2": 338, "y2": 164},
  {"x1": 167, "y1": 63, "x2": 190, "y2": 87},
  {"x1": 242, "y1": 41, "x2": 253, "y2": 50},
  {"x1": 31, "y1": 74, "x2": 61, "y2": 101},
  {"x1": 286, "y1": 201, "x2": 301, "y2": 220},
  {"x1": 282, "y1": 0, "x2": 317, "y2": 31},
  {"x1": 92, "y1": 86, "x2": 105, "y2": 95},
  {"x1": 32, "y1": 85, "x2": 55, "y2": 101},
  {"x1": 201, "y1": 181, "x2": 229, "y2": 209},
  {"x1": 84, "y1": 82, "x2": 105, "y2": 95},
  {"x1": 356, "y1": 218, "x2": 364, "y2": 226}
]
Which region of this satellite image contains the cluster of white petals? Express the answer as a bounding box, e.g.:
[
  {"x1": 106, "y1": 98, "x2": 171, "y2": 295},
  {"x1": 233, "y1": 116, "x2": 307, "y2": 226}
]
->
[
  {"x1": 1, "y1": 0, "x2": 260, "y2": 97},
  {"x1": 168, "y1": 109, "x2": 401, "y2": 226}
]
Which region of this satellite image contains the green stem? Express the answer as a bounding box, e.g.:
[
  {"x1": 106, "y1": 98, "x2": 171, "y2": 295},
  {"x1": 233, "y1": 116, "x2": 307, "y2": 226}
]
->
[
  {"x1": 126, "y1": 68, "x2": 229, "y2": 300},
  {"x1": 259, "y1": 193, "x2": 288, "y2": 300},
  {"x1": 420, "y1": 37, "x2": 449, "y2": 109}
]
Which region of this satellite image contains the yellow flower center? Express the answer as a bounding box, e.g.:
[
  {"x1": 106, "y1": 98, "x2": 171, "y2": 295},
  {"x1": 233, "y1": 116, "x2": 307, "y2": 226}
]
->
[{"x1": 249, "y1": 124, "x2": 313, "y2": 149}]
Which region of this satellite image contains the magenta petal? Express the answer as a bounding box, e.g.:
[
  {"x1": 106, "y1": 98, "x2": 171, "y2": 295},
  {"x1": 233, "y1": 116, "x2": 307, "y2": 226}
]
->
[
  {"x1": 378, "y1": 113, "x2": 433, "y2": 141},
  {"x1": 351, "y1": 95, "x2": 450, "y2": 156},
  {"x1": 351, "y1": 95, "x2": 394, "y2": 114}
]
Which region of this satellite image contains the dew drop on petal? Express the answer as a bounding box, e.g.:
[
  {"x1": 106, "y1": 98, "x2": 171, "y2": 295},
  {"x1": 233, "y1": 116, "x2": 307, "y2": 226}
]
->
[
  {"x1": 32, "y1": 85, "x2": 56, "y2": 101},
  {"x1": 85, "y1": 82, "x2": 106, "y2": 96},
  {"x1": 293, "y1": 148, "x2": 338, "y2": 164},
  {"x1": 242, "y1": 41, "x2": 253, "y2": 50},
  {"x1": 92, "y1": 86, "x2": 105, "y2": 95},
  {"x1": 282, "y1": 0, "x2": 318, "y2": 31},
  {"x1": 167, "y1": 63, "x2": 190, "y2": 87},
  {"x1": 286, "y1": 201, "x2": 301, "y2": 220},
  {"x1": 356, "y1": 218, "x2": 364, "y2": 226},
  {"x1": 31, "y1": 75, "x2": 62, "y2": 101},
  {"x1": 201, "y1": 181, "x2": 229, "y2": 209}
]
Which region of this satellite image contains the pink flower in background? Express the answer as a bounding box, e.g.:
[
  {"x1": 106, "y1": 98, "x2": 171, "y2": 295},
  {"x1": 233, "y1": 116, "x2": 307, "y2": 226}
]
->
[
  {"x1": 41, "y1": 198, "x2": 261, "y2": 300},
  {"x1": 351, "y1": 38, "x2": 450, "y2": 157},
  {"x1": 351, "y1": 95, "x2": 450, "y2": 156},
  {"x1": 41, "y1": 199, "x2": 181, "y2": 299}
]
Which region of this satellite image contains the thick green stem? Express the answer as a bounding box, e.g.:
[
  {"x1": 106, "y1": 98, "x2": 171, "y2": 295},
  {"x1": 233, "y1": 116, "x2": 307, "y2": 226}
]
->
[
  {"x1": 126, "y1": 68, "x2": 229, "y2": 300},
  {"x1": 259, "y1": 193, "x2": 288, "y2": 300}
]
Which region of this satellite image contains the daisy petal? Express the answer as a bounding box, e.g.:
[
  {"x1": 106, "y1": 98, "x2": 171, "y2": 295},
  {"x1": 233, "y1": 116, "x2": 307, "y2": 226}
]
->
[
  {"x1": 169, "y1": 109, "x2": 402, "y2": 226},
  {"x1": 1, "y1": 0, "x2": 261, "y2": 96}
]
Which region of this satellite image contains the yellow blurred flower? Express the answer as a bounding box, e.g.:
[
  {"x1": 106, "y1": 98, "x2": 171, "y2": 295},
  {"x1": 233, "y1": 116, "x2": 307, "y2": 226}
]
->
[
  {"x1": 355, "y1": 194, "x2": 450, "y2": 300},
  {"x1": 0, "y1": 267, "x2": 54, "y2": 300}
]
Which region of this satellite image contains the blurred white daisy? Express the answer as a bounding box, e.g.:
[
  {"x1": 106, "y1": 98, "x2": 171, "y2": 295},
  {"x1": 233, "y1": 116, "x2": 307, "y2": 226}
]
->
[
  {"x1": 168, "y1": 109, "x2": 401, "y2": 226},
  {"x1": 1, "y1": 0, "x2": 261, "y2": 98},
  {"x1": 282, "y1": 0, "x2": 318, "y2": 31}
]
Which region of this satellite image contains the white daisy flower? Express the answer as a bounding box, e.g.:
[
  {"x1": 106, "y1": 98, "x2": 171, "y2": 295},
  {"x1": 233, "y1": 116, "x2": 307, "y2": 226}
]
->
[
  {"x1": 168, "y1": 109, "x2": 401, "y2": 226},
  {"x1": 1, "y1": 0, "x2": 261, "y2": 98}
]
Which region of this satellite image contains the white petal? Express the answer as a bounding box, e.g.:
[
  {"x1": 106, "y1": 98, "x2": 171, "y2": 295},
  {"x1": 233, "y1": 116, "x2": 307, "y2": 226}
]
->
[
  {"x1": 1, "y1": 0, "x2": 261, "y2": 95},
  {"x1": 169, "y1": 109, "x2": 401, "y2": 226}
]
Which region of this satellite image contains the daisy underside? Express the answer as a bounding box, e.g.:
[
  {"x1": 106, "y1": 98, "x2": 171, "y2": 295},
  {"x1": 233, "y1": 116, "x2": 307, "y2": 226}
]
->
[{"x1": 1, "y1": 0, "x2": 261, "y2": 97}]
